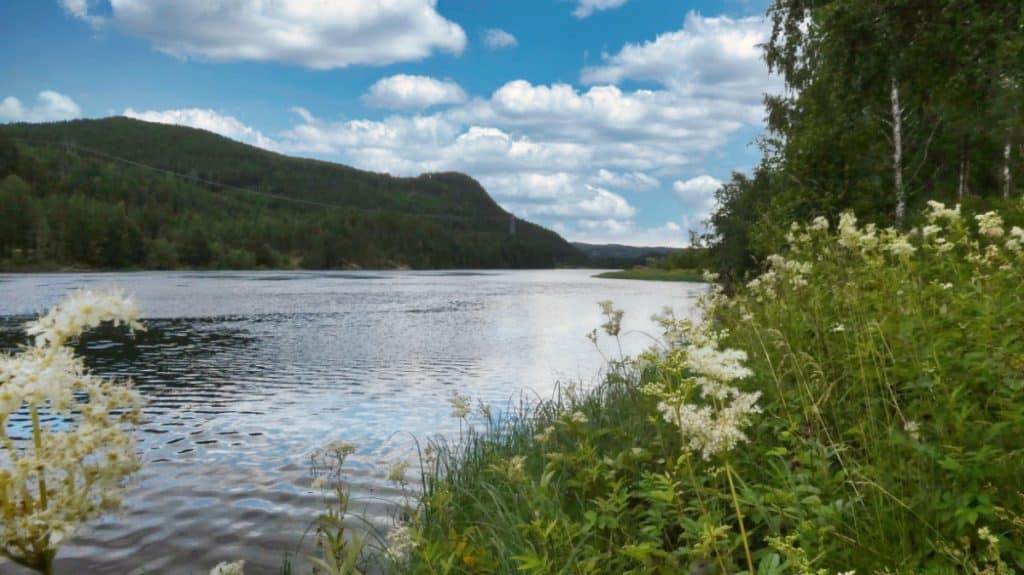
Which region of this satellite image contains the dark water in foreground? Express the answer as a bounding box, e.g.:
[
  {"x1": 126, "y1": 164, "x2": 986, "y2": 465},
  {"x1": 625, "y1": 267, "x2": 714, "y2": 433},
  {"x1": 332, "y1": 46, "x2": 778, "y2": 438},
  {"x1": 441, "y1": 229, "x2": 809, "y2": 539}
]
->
[{"x1": 0, "y1": 270, "x2": 704, "y2": 574}]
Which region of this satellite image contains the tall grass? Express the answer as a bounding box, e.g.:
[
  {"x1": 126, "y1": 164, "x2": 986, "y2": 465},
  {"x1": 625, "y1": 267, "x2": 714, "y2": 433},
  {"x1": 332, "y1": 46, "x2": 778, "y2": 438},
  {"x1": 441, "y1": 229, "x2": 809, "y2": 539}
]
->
[{"x1": 400, "y1": 201, "x2": 1024, "y2": 575}]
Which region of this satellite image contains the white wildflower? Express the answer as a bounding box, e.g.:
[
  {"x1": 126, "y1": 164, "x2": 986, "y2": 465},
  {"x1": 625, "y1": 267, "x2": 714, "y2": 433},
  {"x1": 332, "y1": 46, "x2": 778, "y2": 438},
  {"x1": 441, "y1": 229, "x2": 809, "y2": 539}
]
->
[
  {"x1": 886, "y1": 235, "x2": 916, "y2": 258},
  {"x1": 25, "y1": 288, "x2": 142, "y2": 348},
  {"x1": 569, "y1": 411, "x2": 588, "y2": 424},
  {"x1": 685, "y1": 345, "x2": 752, "y2": 383},
  {"x1": 975, "y1": 211, "x2": 1005, "y2": 238},
  {"x1": 831, "y1": 323, "x2": 846, "y2": 333},
  {"x1": 921, "y1": 224, "x2": 942, "y2": 238},
  {"x1": 1, "y1": 289, "x2": 144, "y2": 572},
  {"x1": 387, "y1": 460, "x2": 409, "y2": 484},
  {"x1": 534, "y1": 425, "x2": 555, "y2": 443},
  {"x1": 904, "y1": 420, "x2": 921, "y2": 442},
  {"x1": 925, "y1": 200, "x2": 961, "y2": 222},
  {"x1": 210, "y1": 560, "x2": 245, "y2": 575},
  {"x1": 448, "y1": 390, "x2": 471, "y2": 419},
  {"x1": 598, "y1": 300, "x2": 624, "y2": 337},
  {"x1": 837, "y1": 212, "x2": 860, "y2": 248},
  {"x1": 387, "y1": 522, "x2": 416, "y2": 563},
  {"x1": 810, "y1": 216, "x2": 829, "y2": 232}
]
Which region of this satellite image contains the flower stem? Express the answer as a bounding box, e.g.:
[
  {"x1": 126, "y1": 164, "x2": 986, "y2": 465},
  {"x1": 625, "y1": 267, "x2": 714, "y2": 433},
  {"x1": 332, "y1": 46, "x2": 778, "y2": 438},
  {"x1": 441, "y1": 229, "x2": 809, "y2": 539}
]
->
[
  {"x1": 726, "y1": 462, "x2": 755, "y2": 575},
  {"x1": 30, "y1": 405, "x2": 48, "y2": 510}
]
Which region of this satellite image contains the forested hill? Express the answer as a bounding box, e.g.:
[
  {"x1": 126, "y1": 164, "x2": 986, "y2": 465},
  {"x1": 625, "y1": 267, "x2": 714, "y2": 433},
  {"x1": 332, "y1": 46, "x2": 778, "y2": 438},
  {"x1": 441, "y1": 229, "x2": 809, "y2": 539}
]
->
[{"x1": 0, "y1": 117, "x2": 586, "y2": 270}]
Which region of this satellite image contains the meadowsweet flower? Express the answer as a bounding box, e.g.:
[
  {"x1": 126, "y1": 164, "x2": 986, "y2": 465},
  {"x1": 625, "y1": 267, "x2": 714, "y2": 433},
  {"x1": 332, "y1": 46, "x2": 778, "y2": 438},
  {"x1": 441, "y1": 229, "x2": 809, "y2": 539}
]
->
[
  {"x1": 977, "y1": 526, "x2": 999, "y2": 547},
  {"x1": 570, "y1": 411, "x2": 588, "y2": 424},
  {"x1": 921, "y1": 224, "x2": 942, "y2": 238},
  {"x1": 837, "y1": 212, "x2": 860, "y2": 249},
  {"x1": 534, "y1": 425, "x2": 555, "y2": 443},
  {"x1": 684, "y1": 345, "x2": 752, "y2": 383},
  {"x1": 386, "y1": 522, "x2": 416, "y2": 563},
  {"x1": 448, "y1": 390, "x2": 471, "y2": 419},
  {"x1": 925, "y1": 200, "x2": 961, "y2": 222},
  {"x1": 975, "y1": 211, "x2": 1005, "y2": 238},
  {"x1": 810, "y1": 216, "x2": 829, "y2": 232},
  {"x1": 658, "y1": 388, "x2": 762, "y2": 460},
  {"x1": 509, "y1": 455, "x2": 526, "y2": 475},
  {"x1": 598, "y1": 300, "x2": 624, "y2": 337},
  {"x1": 325, "y1": 440, "x2": 357, "y2": 459},
  {"x1": 886, "y1": 235, "x2": 916, "y2": 258},
  {"x1": 904, "y1": 420, "x2": 921, "y2": 441},
  {"x1": 25, "y1": 288, "x2": 142, "y2": 348},
  {"x1": 652, "y1": 334, "x2": 761, "y2": 459},
  {"x1": 387, "y1": 461, "x2": 409, "y2": 484},
  {"x1": 210, "y1": 560, "x2": 245, "y2": 575},
  {"x1": 1, "y1": 289, "x2": 144, "y2": 573}
]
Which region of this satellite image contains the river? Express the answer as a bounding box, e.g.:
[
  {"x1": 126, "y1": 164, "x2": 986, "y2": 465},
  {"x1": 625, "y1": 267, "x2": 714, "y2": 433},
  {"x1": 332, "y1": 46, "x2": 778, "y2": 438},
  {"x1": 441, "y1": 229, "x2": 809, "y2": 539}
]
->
[{"x1": 0, "y1": 270, "x2": 704, "y2": 574}]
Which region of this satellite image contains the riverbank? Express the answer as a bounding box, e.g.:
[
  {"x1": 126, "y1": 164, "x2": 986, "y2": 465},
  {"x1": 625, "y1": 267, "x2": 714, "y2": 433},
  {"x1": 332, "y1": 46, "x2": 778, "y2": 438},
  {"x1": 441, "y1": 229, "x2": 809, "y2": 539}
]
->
[
  {"x1": 402, "y1": 206, "x2": 1024, "y2": 574},
  {"x1": 594, "y1": 267, "x2": 705, "y2": 282}
]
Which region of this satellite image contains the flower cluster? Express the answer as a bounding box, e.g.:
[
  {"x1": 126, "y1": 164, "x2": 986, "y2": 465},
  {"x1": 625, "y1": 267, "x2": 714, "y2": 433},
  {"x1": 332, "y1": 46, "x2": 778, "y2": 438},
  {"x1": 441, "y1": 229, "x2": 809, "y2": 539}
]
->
[
  {"x1": 209, "y1": 560, "x2": 245, "y2": 575},
  {"x1": 647, "y1": 323, "x2": 761, "y2": 460},
  {"x1": 1, "y1": 289, "x2": 144, "y2": 572},
  {"x1": 448, "y1": 389, "x2": 471, "y2": 419},
  {"x1": 386, "y1": 522, "x2": 416, "y2": 564}
]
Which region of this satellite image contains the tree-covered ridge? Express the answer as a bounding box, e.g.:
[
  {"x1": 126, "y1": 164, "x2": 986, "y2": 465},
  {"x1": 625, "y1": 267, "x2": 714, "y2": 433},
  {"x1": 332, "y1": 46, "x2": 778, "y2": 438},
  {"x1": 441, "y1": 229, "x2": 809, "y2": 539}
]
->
[
  {"x1": 0, "y1": 117, "x2": 585, "y2": 270},
  {"x1": 709, "y1": 0, "x2": 1023, "y2": 281}
]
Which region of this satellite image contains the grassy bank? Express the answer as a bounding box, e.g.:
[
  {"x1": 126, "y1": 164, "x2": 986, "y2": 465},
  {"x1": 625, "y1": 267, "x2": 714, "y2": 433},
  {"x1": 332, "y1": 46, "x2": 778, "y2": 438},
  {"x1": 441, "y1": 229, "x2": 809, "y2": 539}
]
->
[
  {"x1": 399, "y1": 202, "x2": 1024, "y2": 575},
  {"x1": 594, "y1": 267, "x2": 706, "y2": 282}
]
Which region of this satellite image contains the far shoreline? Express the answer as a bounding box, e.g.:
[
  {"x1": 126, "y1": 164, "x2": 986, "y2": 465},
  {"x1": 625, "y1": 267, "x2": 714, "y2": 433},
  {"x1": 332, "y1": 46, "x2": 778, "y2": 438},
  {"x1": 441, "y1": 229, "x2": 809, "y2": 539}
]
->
[{"x1": 593, "y1": 267, "x2": 706, "y2": 282}]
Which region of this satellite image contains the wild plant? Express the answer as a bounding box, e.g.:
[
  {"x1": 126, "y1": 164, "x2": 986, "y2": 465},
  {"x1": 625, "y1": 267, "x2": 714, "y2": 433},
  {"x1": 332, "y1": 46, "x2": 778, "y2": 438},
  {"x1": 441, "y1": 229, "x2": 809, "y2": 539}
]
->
[
  {"x1": 403, "y1": 200, "x2": 1024, "y2": 574},
  {"x1": 0, "y1": 289, "x2": 144, "y2": 575}
]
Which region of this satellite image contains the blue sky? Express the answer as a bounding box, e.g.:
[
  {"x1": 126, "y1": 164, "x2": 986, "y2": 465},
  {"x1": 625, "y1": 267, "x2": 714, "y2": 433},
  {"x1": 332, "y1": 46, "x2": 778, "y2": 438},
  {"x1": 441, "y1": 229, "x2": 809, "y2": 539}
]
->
[{"x1": 1, "y1": 0, "x2": 776, "y2": 246}]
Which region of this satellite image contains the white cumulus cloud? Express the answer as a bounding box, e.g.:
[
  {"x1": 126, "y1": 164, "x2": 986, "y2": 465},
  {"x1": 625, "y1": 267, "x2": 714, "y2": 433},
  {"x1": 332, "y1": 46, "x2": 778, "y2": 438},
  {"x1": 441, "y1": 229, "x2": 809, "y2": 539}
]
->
[
  {"x1": 64, "y1": 0, "x2": 466, "y2": 69},
  {"x1": 582, "y1": 12, "x2": 777, "y2": 106},
  {"x1": 122, "y1": 107, "x2": 278, "y2": 150},
  {"x1": 0, "y1": 90, "x2": 82, "y2": 123},
  {"x1": 565, "y1": 219, "x2": 689, "y2": 247},
  {"x1": 483, "y1": 28, "x2": 518, "y2": 49},
  {"x1": 673, "y1": 174, "x2": 722, "y2": 216},
  {"x1": 590, "y1": 168, "x2": 660, "y2": 191},
  {"x1": 363, "y1": 75, "x2": 467, "y2": 109},
  {"x1": 572, "y1": 0, "x2": 630, "y2": 19}
]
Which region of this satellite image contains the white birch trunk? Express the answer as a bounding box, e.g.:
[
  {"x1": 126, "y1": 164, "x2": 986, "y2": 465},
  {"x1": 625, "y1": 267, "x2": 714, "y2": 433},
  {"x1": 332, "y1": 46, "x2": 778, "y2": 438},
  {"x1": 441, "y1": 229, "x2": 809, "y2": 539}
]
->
[
  {"x1": 1003, "y1": 138, "x2": 1012, "y2": 199},
  {"x1": 958, "y1": 153, "x2": 968, "y2": 200},
  {"x1": 891, "y1": 77, "x2": 905, "y2": 223}
]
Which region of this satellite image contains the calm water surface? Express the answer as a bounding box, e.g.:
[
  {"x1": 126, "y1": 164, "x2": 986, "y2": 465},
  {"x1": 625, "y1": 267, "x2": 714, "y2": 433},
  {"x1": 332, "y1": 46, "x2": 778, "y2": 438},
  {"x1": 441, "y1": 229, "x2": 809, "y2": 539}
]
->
[{"x1": 0, "y1": 270, "x2": 704, "y2": 574}]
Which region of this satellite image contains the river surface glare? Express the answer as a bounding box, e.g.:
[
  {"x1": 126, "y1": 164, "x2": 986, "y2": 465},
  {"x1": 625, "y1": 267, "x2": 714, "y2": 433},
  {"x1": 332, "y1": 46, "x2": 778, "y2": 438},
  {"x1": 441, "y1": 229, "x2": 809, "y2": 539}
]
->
[{"x1": 0, "y1": 270, "x2": 705, "y2": 574}]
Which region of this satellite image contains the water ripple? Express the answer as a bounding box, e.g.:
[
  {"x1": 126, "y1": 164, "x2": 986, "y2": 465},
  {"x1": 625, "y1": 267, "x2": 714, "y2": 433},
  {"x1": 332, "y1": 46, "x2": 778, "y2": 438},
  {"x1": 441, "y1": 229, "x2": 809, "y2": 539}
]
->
[{"x1": 0, "y1": 270, "x2": 703, "y2": 574}]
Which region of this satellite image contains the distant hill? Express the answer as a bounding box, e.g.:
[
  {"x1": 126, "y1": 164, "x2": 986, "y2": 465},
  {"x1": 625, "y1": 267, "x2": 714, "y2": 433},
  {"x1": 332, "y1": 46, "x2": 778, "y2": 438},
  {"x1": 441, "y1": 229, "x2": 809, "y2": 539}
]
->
[
  {"x1": 572, "y1": 242, "x2": 679, "y2": 268},
  {"x1": 0, "y1": 117, "x2": 585, "y2": 270}
]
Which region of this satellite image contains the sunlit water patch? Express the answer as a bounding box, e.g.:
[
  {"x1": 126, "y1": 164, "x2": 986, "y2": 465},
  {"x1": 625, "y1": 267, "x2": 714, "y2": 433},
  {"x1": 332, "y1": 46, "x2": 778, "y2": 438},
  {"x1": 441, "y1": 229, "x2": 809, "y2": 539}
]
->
[{"x1": 0, "y1": 270, "x2": 705, "y2": 574}]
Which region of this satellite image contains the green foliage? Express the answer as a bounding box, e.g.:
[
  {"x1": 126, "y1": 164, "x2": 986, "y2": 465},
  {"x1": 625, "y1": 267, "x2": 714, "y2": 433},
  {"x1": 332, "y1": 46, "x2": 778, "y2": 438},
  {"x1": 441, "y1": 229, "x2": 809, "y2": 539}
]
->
[
  {"x1": 0, "y1": 118, "x2": 584, "y2": 270},
  {"x1": 708, "y1": 0, "x2": 1023, "y2": 283},
  {"x1": 404, "y1": 203, "x2": 1024, "y2": 574}
]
